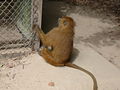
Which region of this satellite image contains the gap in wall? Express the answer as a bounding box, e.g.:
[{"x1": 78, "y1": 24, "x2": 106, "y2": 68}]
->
[{"x1": 41, "y1": 0, "x2": 67, "y2": 33}]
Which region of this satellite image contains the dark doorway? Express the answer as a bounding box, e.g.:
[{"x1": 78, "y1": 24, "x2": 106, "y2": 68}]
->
[{"x1": 41, "y1": 0, "x2": 68, "y2": 33}]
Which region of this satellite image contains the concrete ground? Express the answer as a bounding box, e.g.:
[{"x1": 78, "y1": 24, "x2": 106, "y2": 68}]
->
[
  {"x1": 0, "y1": 43, "x2": 120, "y2": 90},
  {"x1": 0, "y1": 1, "x2": 120, "y2": 90}
]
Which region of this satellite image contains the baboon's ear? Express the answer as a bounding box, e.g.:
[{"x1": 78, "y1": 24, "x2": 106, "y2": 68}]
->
[{"x1": 63, "y1": 21, "x2": 68, "y2": 26}]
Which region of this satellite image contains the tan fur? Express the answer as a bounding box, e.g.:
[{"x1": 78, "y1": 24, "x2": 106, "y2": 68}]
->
[{"x1": 33, "y1": 16, "x2": 98, "y2": 90}]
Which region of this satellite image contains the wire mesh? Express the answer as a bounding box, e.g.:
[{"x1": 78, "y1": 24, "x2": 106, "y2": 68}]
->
[{"x1": 0, "y1": 0, "x2": 38, "y2": 60}]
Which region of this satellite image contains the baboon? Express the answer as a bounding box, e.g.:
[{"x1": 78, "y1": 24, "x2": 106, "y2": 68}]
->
[{"x1": 33, "y1": 16, "x2": 98, "y2": 90}]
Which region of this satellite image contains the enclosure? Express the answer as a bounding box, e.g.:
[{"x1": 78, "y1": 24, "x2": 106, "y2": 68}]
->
[{"x1": 0, "y1": 0, "x2": 120, "y2": 90}]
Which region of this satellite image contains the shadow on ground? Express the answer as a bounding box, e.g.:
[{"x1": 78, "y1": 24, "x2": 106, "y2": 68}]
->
[{"x1": 70, "y1": 48, "x2": 80, "y2": 62}]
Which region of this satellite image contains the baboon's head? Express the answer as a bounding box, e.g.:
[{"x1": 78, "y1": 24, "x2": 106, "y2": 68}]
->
[{"x1": 58, "y1": 16, "x2": 75, "y2": 29}]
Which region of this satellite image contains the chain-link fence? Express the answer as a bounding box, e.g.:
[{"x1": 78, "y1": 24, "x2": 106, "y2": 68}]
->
[{"x1": 0, "y1": 0, "x2": 42, "y2": 60}]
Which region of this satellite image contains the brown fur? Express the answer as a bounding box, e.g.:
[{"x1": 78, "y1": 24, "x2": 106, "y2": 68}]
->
[{"x1": 33, "y1": 16, "x2": 98, "y2": 90}]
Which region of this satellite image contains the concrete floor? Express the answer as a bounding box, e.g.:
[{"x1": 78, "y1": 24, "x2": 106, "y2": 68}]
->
[
  {"x1": 0, "y1": 1, "x2": 120, "y2": 90},
  {"x1": 0, "y1": 43, "x2": 120, "y2": 90}
]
